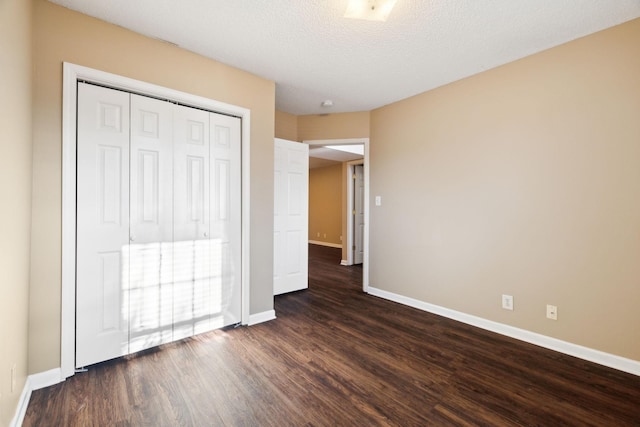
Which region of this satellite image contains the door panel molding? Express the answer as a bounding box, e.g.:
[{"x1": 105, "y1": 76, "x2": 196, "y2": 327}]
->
[{"x1": 62, "y1": 62, "x2": 251, "y2": 379}]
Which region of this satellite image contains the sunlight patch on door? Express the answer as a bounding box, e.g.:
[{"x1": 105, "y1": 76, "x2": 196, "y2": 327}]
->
[{"x1": 122, "y1": 238, "x2": 232, "y2": 353}]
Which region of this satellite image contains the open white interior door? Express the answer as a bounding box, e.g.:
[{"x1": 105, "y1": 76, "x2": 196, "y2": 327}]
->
[{"x1": 273, "y1": 138, "x2": 309, "y2": 295}]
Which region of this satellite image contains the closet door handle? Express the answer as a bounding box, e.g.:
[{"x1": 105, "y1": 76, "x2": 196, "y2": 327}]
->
[
  {"x1": 130, "y1": 235, "x2": 136, "y2": 242},
  {"x1": 203, "y1": 232, "x2": 209, "y2": 238}
]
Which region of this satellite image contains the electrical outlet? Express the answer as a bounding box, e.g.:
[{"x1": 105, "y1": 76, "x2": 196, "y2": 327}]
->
[
  {"x1": 323, "y1": 233, "x2": 326, "y2": 238},
  {"x1": 546, "y1": 304, "x2": 558, "y2": 320},
  {"x1": 316, "y1": 232, "x2": 320, "y2": 237},
  {"x1": 502, "y1": 294, "x2": 514, "y2": 310}
]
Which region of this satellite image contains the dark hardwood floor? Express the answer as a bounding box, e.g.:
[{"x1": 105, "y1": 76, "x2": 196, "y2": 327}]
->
[{"x1": 24, "y1": 245, "x2": 640, "y2": 426}]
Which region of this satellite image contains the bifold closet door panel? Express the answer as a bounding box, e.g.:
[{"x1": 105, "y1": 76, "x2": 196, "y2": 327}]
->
[
  {"x1": 210, "y1": 113, "x2": 242, "y2": 327},
  {"x1": 76, "y1": 83, "x2": 131, "y2": 368},
  {"x1": 128, "y1": 94, "x2": 175, "y2": 353},
  {"x1": 173, "y1": 104, "x2": 212, "y2": 339}
]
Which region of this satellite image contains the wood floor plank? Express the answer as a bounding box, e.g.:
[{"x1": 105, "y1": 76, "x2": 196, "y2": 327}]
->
[{"x1": 23, "y1": 245, "x2": 640, "y2": 426}]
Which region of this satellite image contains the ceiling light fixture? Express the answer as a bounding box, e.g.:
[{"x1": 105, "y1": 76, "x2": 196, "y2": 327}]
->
[{"x1": 344, "y1": 0, "x2": 397, "y2": 22}]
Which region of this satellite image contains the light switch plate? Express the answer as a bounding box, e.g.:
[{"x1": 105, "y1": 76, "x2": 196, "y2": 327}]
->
[{"x1": 502, "y1": 294, "x2": 514, "y2": 310}]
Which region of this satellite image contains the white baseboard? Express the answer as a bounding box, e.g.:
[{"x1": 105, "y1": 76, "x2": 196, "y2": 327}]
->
[
  {"x1": 340, "y1": 259, "x2": 349, "y2": 266},
  {"x1": 367, "y1": 287, "x2": 640, "y2": 377},
  {"x1": 308, "y1": 240, "x2": 342, "y2": 249},
  {"x1": 29, "y1": 368, "x2": 63, "y2": 391},
  {"x1": 10, "y1": 379, "x2": 31, "y2": 427},
  {"x1": 10, "y1": 368, "x2": 64, "y2": 427},
  {"x1": 248, "y1": 310, "x2": 276, "y2": 326}
]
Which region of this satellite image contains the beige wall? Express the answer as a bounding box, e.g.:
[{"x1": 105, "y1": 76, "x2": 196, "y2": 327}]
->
[
  {"x1": 0, "y1": 0, "x2": 32, "y2": 423},
  {"x1": 309, "y1": 164, "x2": 344, "y2": 246},
  {"x1": 370, "y1": 19, "x2": 640, "y2": 361},
  {"x1": 298, "y1": 111, "x2": 370, "y2": 141},
  {"x1": 275, "y1": 110, "x2": 299, "y2": 141},
  {"x1": 277, "y1": 110, "x2": 371, "y2": 142},
  {"x1": 30, "y1": 0, "x2": 275, "y2": 374}
]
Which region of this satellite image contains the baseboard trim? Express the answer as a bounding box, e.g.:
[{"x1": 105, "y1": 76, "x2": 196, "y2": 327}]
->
[
  {"x1": 10, "y1": 368, "x2": 64, "y2": 427},
  {"x1": 10, "y1": 379, "x2": 31, "y2": 427},
  {"x1": 248, "y1": 310, "x2": 276, "y2": 326},
  {"x1": 340, "y1": 259, "x2": 349, "y2": 266},
  {"x1": 308, "y1": 240, "x2": 342, "y2": 249},
  {"x1": 29, "y1": 368, "x2": 64, "y2": 391},
  {"x1": 367, "y1": 287, "x2": 640, "y2": 376}
]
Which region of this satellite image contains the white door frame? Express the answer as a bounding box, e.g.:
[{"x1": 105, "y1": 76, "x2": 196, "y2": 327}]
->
[
  {"x1": 347, "y1": 161, "x2": 365, "y2": 265},
  {"x1": 303, "y1": 138, "x2": 370, "y2": 293},
  {"x1": 61, "y1": 62, "x2": 252, "y2": 379}
]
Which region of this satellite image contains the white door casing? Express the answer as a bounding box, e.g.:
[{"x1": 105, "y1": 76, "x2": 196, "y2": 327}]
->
[
  {"x1": 274, "y1": 138, "x2": 309, "y2": 295},
  {"x1": 354, "y1": 164, "x2": 365, "y2": 265}
]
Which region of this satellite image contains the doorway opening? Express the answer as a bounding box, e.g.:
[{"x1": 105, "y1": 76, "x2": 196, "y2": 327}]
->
[
  {"x1": 304, "y1": 138, "x2": 370, "y2": 292},
  {"x1": 350, "y1": 163, "x2": 365, "y2": 266}
]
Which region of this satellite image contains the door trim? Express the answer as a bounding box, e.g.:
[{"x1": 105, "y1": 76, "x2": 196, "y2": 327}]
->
[
  {"x1": 347, "y1": 161, "x2": 365, "y2": 265},
  {"x1": 61, "y1": 62, "x2": 252, "y2": 379},
  {"x1": 303, "y1": 138, "x2": 370, "y2": 293}
]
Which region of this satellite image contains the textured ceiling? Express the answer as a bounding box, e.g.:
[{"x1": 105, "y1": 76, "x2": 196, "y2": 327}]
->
[{"x1": 50, "y1": 0, "x2": 640, "y2": 115}]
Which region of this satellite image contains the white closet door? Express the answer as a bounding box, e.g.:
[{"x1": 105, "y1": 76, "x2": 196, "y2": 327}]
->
[
  {"x1": 210, "y1": 113, "x2": 242, "y2": 327},
  {"x1": 173, "y1": 104, "x2": 211, "y2": 338},
  {"x1": 76, "y1": 83, "x2": 130, "y2": 368},
  {"x1": 128, "y1": 94, "x2": 174, "y2": 353},
  {"x1": 273, "y1": 138, "x2": 309, "y2": 295},
  {"x1": 77, "y1": 84, "x2": 243, "y2": 367}
]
